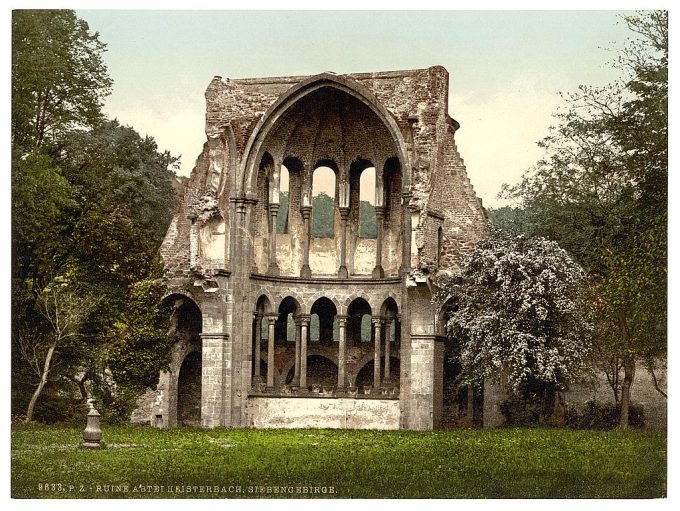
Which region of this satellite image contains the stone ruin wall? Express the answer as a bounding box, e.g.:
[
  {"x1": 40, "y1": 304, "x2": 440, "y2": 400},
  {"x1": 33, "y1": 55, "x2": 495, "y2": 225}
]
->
[{"x1": 160, "y1": 67, "x2": 488, "y2": 277}]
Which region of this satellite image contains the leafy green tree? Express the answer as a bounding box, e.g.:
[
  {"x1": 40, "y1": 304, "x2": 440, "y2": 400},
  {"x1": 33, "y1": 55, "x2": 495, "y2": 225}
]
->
[
  {"x1": 18, "y1": 277, "x2": 99, "y2": 421},
  {"x1": 311, "y1": 192, "x2": 335, "y2": 237},
  {"x1": 58, "y1": 119, "x2": 178, "y2": 246},
  {"x1": 502, "y1": 11, "x2": 667, "y2": 428},
  {"x1": 12, "y1": 10, "x2": 112, "y2": 149},
  {"x1": 12, "y1": 10, "x2": 178, "y2": 421},
  {"x1": 359, "y1": 200, "x2": 377, "y2": 238},
  {"x1": 100, "y1": 266, "x2": 174, "y2": 422}
]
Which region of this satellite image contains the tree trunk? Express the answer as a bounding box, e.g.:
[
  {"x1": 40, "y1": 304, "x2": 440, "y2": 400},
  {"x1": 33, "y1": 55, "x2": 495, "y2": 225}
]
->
[
  {"x1": 552, "y1": 389, "x2": 566, "y2": 426},
  {"x1": 618, "y1": 356, "x2": 636, "y2": 429},
  {"x1": 26, "y1": 342, "x2": 57, "y2": 422},
  {"x1": 68, "y1": 373, "x2": 90, "y2": 401}
]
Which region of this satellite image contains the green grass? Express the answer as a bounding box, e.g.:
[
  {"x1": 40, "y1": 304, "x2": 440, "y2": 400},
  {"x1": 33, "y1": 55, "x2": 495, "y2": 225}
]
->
[{"x1": 11, "y1": 424, "x2": 666, "y2": 499}]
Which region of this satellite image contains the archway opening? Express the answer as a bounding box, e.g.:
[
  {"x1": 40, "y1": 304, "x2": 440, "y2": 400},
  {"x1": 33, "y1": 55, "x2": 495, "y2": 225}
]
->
[
  {"x1": 177, "y1": 351, "x2": 201, "y2": 426},
  {"x1": 359, "y1": 167, "x2": 377, "y2": 238},
  {"x1": 347, "y1": 298, "x2": 372, "y2": 346},
  {"x1": 277, "y1": 296, "x2": 300, "y2": 344},
  {"x1": 310, "y1": 297, "x2": 338, "y2": 345},
  {"x1": 277, "y1": 164, "x2": 290, "y2": 234}
]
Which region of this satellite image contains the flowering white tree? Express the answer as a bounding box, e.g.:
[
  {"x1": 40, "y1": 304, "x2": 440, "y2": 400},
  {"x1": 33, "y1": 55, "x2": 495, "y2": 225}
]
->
[{"x1": 435, "y1": 230, "x2": 594, "y2": 393}]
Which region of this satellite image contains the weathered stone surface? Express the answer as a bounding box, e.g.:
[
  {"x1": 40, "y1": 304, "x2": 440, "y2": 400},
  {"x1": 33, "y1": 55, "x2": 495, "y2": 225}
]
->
[
  {"x1": 150, "y1": 67, "x2": 487, "y2": 431},
  {"x1": 247, "y1": 397, "x2": 400, "y2": 429}
]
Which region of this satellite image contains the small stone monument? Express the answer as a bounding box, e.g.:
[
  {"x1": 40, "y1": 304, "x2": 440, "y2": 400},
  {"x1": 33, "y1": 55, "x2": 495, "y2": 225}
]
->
[{"x1": 82, "y1": 398, "x2": 103, "y2": 449}]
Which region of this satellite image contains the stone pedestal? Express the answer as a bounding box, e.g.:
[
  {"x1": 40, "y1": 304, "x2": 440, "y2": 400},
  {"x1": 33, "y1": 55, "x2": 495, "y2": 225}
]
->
[{"x1": 82, "y1": 405, "x2": 103, "y2": 449}]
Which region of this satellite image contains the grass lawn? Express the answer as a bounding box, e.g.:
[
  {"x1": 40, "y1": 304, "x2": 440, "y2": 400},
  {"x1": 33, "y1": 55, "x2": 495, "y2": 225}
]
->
[{"x1": 11, "y1": 423, "x2": 666, "y2": 499}]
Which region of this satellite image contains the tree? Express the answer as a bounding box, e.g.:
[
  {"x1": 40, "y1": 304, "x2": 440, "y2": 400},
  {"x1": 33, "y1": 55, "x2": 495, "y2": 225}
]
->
[
  {"x1": 20, "y1": 279, "x2": 98, "y2": 421},
  {"x1": 311, "y1": 192, "x2": 334, "y2": 236},
  {"x1": 435, "y1": 230, "x2": 594, "y2": 405},
  {"x1": 501, "y1": 11, "x2": 667, "y2": 428},
  {"x1": 12, "y1": 10, "x2": 112, "y2": 149},
  {"x1": 12, "y1": 10, "x2": 179, "y2": 421}
]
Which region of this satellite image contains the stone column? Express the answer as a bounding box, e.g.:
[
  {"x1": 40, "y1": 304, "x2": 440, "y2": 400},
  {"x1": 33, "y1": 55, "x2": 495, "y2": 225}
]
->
[
  {"x1": 384, "y1": 318, "x2": 392, "y2": 383},
  {"x1": 299, "y1": 314, "x2": 310, "y2": 388},
  {"x1": 300, "y1": 204, "x2": 312, "y2": 278},
  {"x1": 253, "y1": 313, "x2": 263, "y2": 385},
  {"x1": 268, "y1": 203, "x2": 280, "y2": 275},
  {"x1": 337, "y1": 315, "x2": 348, "y2": 388},
  {"x1": 338, "y1": 207, "x2": 350, "y2": 278},
  {"x1": 188, "y1": 213, "x2": 198, "y2": 269},
  {"x1": 372, "y1": 206, "x2": 385, "y2": 279},
  {"x1": 200, "y1": 332, "x2": 230, "y2": 428},
  {"x1": 266, "y1": 314, "x2": 277, "y2": 388},
  {"x1": 372, "y1": 317, "x2": 383, "y2": 388},
  {"x1": 400, "y1": 192, "x2": 412, "y2": 277},
  {"x1": 293, "y1": 316, "x2": 302, "y2": 386}
]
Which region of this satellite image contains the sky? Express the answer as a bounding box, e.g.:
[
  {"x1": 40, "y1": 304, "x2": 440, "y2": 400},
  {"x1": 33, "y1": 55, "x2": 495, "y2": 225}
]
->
[{"x1": 75, "y1": 10, "x2": 634, "y2": 208}]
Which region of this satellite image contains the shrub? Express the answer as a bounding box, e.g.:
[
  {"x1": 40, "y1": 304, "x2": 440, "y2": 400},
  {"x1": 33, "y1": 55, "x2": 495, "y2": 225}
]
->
[
  {"x1": 499, "y1": 394, "x2": 544, "y2": 426},
  {"x1": 565, "y1": 400, "x2": 645, "y2": 429}
]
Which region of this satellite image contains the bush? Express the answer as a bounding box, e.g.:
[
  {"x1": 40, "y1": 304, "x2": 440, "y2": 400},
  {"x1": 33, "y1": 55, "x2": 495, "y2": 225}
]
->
[
  {"x1": 32, "y1": 387, "x2": 88, "y2": 426},
  {"x1": 565, "y1": 400, "x2": 645, "y2": 429},
  {"x1": 499, "y1": 394, "x2": 545, "y2": 426}
]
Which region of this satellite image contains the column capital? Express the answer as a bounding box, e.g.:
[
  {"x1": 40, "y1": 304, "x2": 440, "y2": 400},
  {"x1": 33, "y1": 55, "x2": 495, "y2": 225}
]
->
[
  {"x1": 253, "y1": 311, "x2": 264, "y2": 320},
  {"x1": 336, "y1": 315, "x2": 348, "y2": 326},
  {"x1": 300, "y1": 205, "x2": 312, "y2": 218},
  {"x1": 371, "y1": 316, "x2": 385, "y2": 326},
  {"x1": 375, "y1": 205, "x2": 386, "y2": 218},
  {"x1": 297, "y1": 313, "x2": 311, "y2": 325},
  {"x1": 269, "y1": 202, "x2": 280, "y2": 214},
  {"x1": 265, "y1": 313, "x2": 279, "y2": 324},
  {"x1": 339, "y1": 206, "x2": 350, "y2": 219}
]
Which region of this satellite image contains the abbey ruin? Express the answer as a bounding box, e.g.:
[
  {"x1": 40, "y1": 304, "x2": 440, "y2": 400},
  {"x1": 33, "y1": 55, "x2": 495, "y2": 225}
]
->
[
  {"x1": 137, "y1": 66, "x2": 490, "y2": 429},
  {"x1": 134, "y1": 66, "x2": 664, "y2": 430}
]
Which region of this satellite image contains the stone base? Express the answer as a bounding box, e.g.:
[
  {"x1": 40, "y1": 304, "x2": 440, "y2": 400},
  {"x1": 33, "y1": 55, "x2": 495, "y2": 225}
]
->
[
  {"x1": 300, "y1": 265, "x2": 312, "y2": 278},
  {"x1": 81, "y1": 441, "x2": 103, "y2": 449},
  {"x1": 372, "y1": 266, "x2": 384, "y2": 279}
]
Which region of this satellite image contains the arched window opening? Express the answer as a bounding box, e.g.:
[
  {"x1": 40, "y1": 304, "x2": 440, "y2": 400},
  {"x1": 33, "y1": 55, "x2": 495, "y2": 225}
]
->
[
  {"x1": 380, "y1": 297, "x2": 400, "y2": 351},
  {"x1": 174, "y1": 300, "x2": 202, "y2": 339},
  {"x1": 310, "y1": 297, "x2": 337, "y2": 345},
  {"x1": 311, "y1": 166, "x2": 336, "y2": 237},
  {"x1": 359, "y1": 167, "x2": 377, "y2": 238},
  {"x1": 276, "y1": 297, "x2": 299, "y2": 345},
  {"x1": 310, "y1": 314, "x2": 320, "y2": 342},
  {"x1": 274, "y1": 313, "x2": 295, "y2": 345},
  {"x1": 347, "y1": 298, "x2": 372, "y2": 346},
  {"x1": 277, "y1": 165, "x2": 290, "y2": 233}
]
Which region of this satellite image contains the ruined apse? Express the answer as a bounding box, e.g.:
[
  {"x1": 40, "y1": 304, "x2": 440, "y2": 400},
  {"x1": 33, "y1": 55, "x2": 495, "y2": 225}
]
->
[{"x1": 139, "y1": 66, "x2": 488, "y2": 430}]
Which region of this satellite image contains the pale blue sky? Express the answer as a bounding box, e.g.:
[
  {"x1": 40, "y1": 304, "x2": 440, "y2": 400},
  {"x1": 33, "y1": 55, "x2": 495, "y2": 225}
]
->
[{"x1": 77, "y1": 10, "x2": 634, "y2": 207}]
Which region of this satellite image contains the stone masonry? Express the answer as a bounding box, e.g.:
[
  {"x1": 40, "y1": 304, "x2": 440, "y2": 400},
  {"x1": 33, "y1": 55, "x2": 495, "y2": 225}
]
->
[{"x1": 144, "y1": 67, "x2": 489, "y2": 430}]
